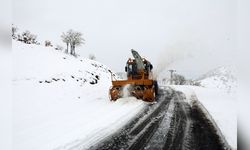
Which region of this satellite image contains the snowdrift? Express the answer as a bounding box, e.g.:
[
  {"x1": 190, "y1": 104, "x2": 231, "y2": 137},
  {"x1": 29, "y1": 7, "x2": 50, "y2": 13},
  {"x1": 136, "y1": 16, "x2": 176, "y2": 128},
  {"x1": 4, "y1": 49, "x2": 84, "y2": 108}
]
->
[{"x1": 12, "y1": 41, "x2": 145, "y2": 150}]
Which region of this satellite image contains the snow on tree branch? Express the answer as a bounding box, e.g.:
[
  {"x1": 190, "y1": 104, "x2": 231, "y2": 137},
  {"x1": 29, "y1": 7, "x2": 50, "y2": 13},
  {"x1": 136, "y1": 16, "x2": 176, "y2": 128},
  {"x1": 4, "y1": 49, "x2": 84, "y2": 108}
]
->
[{"x1": 61, "y1": 29, "x2": 85, "y2": 56}]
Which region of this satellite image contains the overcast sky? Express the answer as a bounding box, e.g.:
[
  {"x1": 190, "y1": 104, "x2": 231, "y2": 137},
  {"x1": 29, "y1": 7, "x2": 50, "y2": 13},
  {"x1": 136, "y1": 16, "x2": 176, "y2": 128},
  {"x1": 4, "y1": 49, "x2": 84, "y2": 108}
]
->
[{"x1": 13, "y1": 0, "x2": 237, "y2": 78}]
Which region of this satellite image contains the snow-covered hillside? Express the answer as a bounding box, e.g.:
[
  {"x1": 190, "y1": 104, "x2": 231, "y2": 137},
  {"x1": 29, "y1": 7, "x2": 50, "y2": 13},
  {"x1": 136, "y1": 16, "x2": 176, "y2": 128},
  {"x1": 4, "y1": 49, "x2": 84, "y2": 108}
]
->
[
  {"x1": 12, "y1": 41, "x2": 146, "y2": 150},
  {"x1": 197, "y1": 66, "x2": 237, "y2": 93}
]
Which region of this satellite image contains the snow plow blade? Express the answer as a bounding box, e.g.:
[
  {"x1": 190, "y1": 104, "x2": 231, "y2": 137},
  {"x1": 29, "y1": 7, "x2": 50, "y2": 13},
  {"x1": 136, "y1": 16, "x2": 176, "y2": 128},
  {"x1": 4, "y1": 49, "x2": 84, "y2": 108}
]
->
[{"x1": 109, "y1": 79, "x2": 156, "y2": 102}]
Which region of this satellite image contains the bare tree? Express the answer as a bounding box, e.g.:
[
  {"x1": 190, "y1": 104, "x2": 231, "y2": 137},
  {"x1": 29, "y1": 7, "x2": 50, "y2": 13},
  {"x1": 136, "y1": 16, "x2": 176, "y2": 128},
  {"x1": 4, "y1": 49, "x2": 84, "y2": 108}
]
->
[
  {"x1": 61, "y1": 29, "x2": 85, "y2": 56},
  {"x1": 69, "y1": 31, "x2": 84, "y2": 56},
  {"x1": 61, "y1": 32, "x2": 70, "y2": 53},
  {"x1": 45, "y1": 40, "x2": 52, "y2": 47},
  {"x1": 172, "y1": 74, "x2": 186, "y2": 85},
  {"x1": 21, "y1": 30, "x2": 37, "y2": 44},
  {"x1": 12, "y1": 24, "x2": 18, "y2": 39}
]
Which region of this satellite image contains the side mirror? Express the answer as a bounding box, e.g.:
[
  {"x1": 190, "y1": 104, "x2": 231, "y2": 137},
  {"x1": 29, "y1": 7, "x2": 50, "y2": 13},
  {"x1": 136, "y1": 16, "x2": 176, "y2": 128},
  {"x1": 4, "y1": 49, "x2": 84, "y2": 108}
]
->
[{"x1": 125, "y1": 66, "x2": 127, "y2": 72}]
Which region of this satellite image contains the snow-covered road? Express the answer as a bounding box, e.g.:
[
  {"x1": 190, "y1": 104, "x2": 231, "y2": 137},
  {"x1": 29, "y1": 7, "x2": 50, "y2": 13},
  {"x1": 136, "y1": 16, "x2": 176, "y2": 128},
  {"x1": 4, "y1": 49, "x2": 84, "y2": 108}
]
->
[
  {"x1": 90, "y1": 88, "x2": 230, "y2": 150},
  {"x1": 171, "y1": 85, "x2": 237, "y2": 149}
]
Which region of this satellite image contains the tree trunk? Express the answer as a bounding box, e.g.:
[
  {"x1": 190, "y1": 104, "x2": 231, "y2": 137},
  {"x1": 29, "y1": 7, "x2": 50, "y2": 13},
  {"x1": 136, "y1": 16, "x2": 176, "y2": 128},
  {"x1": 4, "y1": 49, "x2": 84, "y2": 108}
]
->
[
  {"x1": 73, "y1": 45, "x2": 75, "y2": 55},
  {"x1": 65, "y1": 43, "x2": 69, "y2": 53},
  {"x1": 70, "y1": 44, "x2": 73, "y2": 55}
]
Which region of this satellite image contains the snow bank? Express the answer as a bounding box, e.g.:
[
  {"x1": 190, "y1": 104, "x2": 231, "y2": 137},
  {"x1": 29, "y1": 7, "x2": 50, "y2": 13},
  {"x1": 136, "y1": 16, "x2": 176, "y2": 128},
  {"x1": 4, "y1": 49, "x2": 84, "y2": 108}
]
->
[
  {"x1": 12, "y1": 41, "x2": 146, "y2": 150},
  {"x1": 172, "y1": 85, "x2": 237, "y2": 149}
]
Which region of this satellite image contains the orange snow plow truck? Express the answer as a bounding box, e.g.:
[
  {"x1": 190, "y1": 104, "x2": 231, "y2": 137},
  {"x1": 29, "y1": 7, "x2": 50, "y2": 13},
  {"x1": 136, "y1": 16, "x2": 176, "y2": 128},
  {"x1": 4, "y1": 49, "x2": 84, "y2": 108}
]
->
[{"x1": 109, "y1": 49, "x2": 158, "y2": 102}]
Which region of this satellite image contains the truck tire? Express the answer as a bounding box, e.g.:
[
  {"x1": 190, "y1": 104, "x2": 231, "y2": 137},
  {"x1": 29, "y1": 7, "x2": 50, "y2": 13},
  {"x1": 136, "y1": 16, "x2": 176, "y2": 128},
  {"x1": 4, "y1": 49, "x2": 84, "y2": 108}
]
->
[{"x1": 153, "y1": 80, "x2": 159, "y2": 96}]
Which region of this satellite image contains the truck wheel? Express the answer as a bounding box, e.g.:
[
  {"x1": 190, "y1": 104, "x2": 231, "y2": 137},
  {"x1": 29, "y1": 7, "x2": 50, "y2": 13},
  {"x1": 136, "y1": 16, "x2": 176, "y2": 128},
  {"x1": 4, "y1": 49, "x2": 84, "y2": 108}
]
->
[{"x1": 153, "y1": 80, "x2": 159, "y2": 96}]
